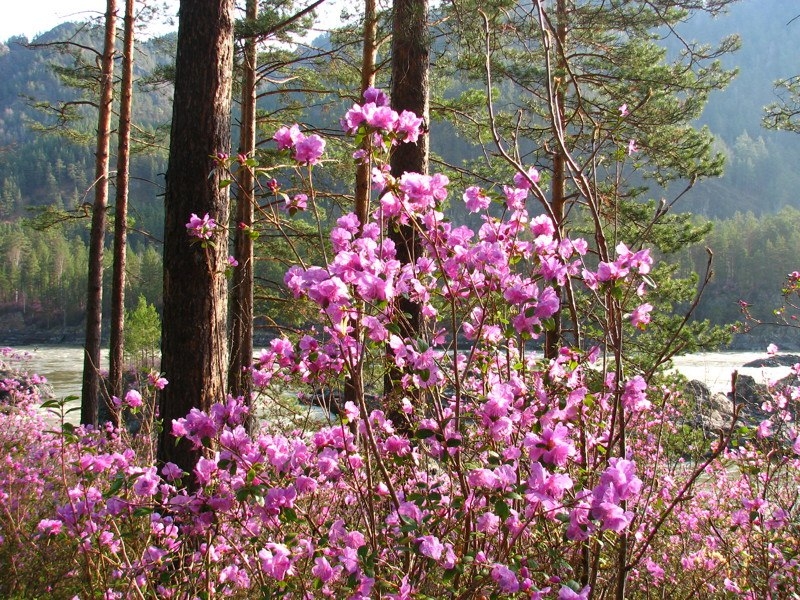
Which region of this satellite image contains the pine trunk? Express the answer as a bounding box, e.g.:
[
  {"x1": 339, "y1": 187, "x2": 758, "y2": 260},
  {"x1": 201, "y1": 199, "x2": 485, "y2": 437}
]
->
[
  {"x1": 109, "y1": 0, "x2": 136, "y2": 419},
  {"x1": 80, "y1": 0, "x2": 117, "y2": 426},
  {"x1": 385, "y1": 0, "x2": 429, "y2": 401},
  {"x1": 228, "y1": 0, "x2": 257, "y2": 428},
  {"x1": 158, "y1": 0, "x2": 235, "y2": 477}
]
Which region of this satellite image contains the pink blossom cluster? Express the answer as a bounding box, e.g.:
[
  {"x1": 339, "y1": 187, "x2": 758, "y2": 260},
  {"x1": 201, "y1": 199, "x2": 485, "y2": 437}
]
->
[
  {"x1": 2, "y1": 98, "x2": 800, "y2": 599},
  {"x1": 185, "y1": 212, "x2": 216, "y2": 240},
  {"x1": 273, "y1": 123, "x2": 326, "y2": 165},
  {"x1": 587, "y1": 242, "x2": 652, "y2": 286},
  {"x1": 343, "y1": 86, "x2": 425, "y2": 148}
]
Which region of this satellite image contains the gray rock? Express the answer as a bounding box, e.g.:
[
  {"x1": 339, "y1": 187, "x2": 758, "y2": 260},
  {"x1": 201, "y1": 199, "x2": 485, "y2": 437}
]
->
[
  {"x1": 742, "y1": 354, "x2": 800, "y2": 368},
  {"x1": 684, "y1": 379, "x2": 735, "y2": 432}
]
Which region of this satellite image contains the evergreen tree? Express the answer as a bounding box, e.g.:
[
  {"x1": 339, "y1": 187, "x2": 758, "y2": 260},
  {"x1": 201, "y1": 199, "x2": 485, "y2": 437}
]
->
[
  {"x1": 436, "y1": 0, "x2": 739, "y2": 364},
  {"x1": 81, "y1": 0, "x2": 117, "y2": 427},
  {"x1": 158, "y1": 0, "x2": 236, "y2": 478},
  {"x1": 109, "y1": 0, "x2": 137, "y2": 415}
]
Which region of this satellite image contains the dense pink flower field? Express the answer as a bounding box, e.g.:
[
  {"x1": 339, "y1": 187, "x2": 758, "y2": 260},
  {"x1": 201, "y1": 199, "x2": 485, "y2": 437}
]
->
[{"x1": 1, "y1": 91, "x2": 798, "y2": 599}]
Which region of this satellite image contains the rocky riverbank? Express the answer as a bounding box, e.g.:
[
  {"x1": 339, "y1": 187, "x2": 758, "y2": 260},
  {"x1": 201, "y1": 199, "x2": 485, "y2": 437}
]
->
[{"x1": 686, "y1": 367, "x2": 798, "y2": 433}]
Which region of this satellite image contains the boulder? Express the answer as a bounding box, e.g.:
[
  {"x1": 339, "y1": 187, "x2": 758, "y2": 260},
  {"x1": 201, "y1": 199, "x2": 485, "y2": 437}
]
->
[
  {"x1": 684, "y1": 379, "x2": 735, "y2": 432},
  {"x1": 742, "y1": 354, "x2": 800, "y2": 368},
  {"x1": 729, "y1": 374, "x2": 771, "y2": 424}
]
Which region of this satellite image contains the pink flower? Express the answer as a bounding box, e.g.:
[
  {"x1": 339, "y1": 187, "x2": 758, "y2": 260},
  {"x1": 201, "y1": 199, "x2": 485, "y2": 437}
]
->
[
  {"x1": 259, "y1": 543, "x2": 293, "y2": 580},
  {"x1": 363, "y1": 86, "x2": 389, "y2": 107},
  {"x1": 767, "y1": 343, "x2": 779, "y2": 356},
  {"x1": 312, "y1": 556, "x2": 338, "y2": 583},
  {"x1": 294, "y1": 134, "x2": 325, "y2": 165},
  {"x1": 503, "y1": 185, "x2": 528, "y2": 210},
  {"x1": 531, "y1": 214, "x2": 555, "y2": 237},
  {"x1": 132, "y1": 466, "x2": 160, "y2": 496},
  {"x1": 622, "y1": 375, "x2": 650, "y2": 412},
  {"x1": 619, "y1": 103, "x2": 629, "y2": 117},
  {"x1": 399, "y1": 172, "x2": 449, "y2": 210},
  {"x1": 147, "y1": 372, "x2": 168, "y2": 389},
  {"x1": 396, "y1": 110, "x2": 424, "y2": 143},
  {"x1": 366, "y1": 105, "x2": 398, "y2": 130},
  {"x1": 627, "y1": 139, "x2": 638, "y2": 155},
  {"x1": 417, "y1": 535, "x2": 444, "y2": 560},
  {"x1": 186, "y1": 213, "x2": 216, "y2": 240},
  {"x1": 513, "y1": 166, "x2": 540, "y2": 190},
  {"x1": 227, "y1": 255, "x2": 239, "y2": 267},
  {"x1": 524, "y1": 423, "x2": 576, "y2": 466},
  {"x1": 756, "y1": 419, "x2": 773, "y2": 438},
  {"x1": 592, "y1": 501, "x2": 633, "y2": 532},
  {"x1": 630, "y1": 303, "x2": 653, "y2": 329},
  {"x1": 37, "y1": 519, "x2": 63, "y2": 535},
  {"x1": 125, "y1": 389, "x2": 143, "y2": 409},
  {"x1": 286, "y1": 193, "x2": 308, "y2": 212},
  {"x1": 161, "y1": 462, "x2": 183, "y2": 481},
  {"x1": 476, "y1": 511, "x2": 501, "y2": 534},
  {"x1": 559, "y1": 585, "x2": 591, "y2": 600},
  {"x1": 491, "y1": 564, "x2": 520, "y2": 593},
  {"x1": 273, "y1": 124, "x2": 303, "y2": 150},
  {"x1": 463, "y1": 186, "x2": 491, "y2": 212}
]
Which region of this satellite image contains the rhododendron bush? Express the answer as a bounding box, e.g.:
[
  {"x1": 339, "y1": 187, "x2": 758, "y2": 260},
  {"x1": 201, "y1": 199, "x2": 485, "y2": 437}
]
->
[{"x1": 1, "y1": 93, "x2": 800, "y2": 598}]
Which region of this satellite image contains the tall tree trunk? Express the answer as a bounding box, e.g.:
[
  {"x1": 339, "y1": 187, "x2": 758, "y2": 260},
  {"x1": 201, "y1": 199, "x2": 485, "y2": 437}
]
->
[
  {"x1": 355, "y1": 0, "x2": 379, "y2": 228},
  {"x1": 228, "y1": 0, "x2": 257, "y2": 428},
  {"x1": 344, "y1": 0, "x2": 380, "y2": 410},
  {"x1": 544, "y1": 0, "x2": 568, "y2": 361},
  {"x1": 384, "y1": 0, "x2": 429, "y2": 400},
  {"x1": 80, "y1": 0, "x2": 117, "y2": 427},
  {"x1": 109, "y1": 0, "x2": 136, "y2": 423},
  {"x1": 158, "y1": 0, "x2": 235, "y2": 478}
]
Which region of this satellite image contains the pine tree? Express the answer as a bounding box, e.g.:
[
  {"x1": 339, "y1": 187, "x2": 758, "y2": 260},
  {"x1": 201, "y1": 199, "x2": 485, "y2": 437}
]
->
[
  {"x1": 158, "y1": 0, "x2": 236, "y2": 477},
  {"x1": 80, "y1": 0, "x2": 117, "y2": 427},
  {"x1": 437, "y1": 0, "x2": 738, "y2": 361},
  {"x1": 109, "y1": 0, "x2": 137, "y2": 418}
]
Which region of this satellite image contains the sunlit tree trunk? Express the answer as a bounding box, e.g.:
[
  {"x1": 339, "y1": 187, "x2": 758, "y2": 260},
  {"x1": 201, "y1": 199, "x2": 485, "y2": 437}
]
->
[
  {"x1": 544, "y1": 0, "x2": 567, "y2": 360},
  {"x1": 344, "y1": 0, "x2": 379, "y2": 410},
  {"x1": 355, "y1": 0, "x2": 379, "y2": 228},
  {"x1": 109, "y1": 0, "x2": 136, "y2": 423},
  {"x1": 228, "y1": 0, "x2": 257, "y2": 430},
  {"x1": 384, "y1": 0, "x2": 429, "y2": 401},
  {"x1": 80, "y1": 0, "x2": 117, "y2": 426},
  {"x1": 158, "y1": 0, "x2": 235, "y2": 478}
]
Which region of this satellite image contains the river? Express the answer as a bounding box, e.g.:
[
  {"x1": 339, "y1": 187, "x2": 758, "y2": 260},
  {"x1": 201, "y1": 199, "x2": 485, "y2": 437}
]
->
[{"x1": 3, "y1": 345, "x2": 794, "y2": 403}]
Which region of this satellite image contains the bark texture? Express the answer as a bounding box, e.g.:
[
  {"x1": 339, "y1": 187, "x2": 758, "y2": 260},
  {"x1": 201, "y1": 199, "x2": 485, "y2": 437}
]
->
[
  {"x1": 158, "y1": 0, "x2": 235, "y2": 476},
  {"x1": 81, "y1": 0, "x2": 116, "y2": 426},
  {"x1": 383, "y1": 0, "x2": 430, "y2": 408},
  {"x1": 228, "y1": 0, "x2": 257, "y2": 425},
  {"x1": 109, "y1": 0, "x2": 136, "y2": 417},
  {"x1": 385, "y1": 0, "x2": 430, "y2": 399}
]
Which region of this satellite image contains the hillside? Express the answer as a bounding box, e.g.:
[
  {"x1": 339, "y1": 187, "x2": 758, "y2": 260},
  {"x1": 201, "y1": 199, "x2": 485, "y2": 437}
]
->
[
  {"x1": 1, "y1": 2, "x2": 800, "y2": 344},
  {"x1": 1, "y1": 3, "x2": 800, "y2": 222},
  {"x1": 0, "y1": 23, "x2": 174, "y2": 234}
]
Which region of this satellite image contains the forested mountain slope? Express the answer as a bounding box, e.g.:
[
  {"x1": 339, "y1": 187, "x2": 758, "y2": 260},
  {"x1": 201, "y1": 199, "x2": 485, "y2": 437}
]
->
[{"x1": 1, "y1": 1, "x2": 800, "y2": 342}]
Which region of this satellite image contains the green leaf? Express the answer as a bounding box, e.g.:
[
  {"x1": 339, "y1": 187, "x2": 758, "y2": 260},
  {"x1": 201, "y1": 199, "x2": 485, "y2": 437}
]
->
[
  {"x1": 106, "y1": 473, "x2": 126, "y2": 497},
  {"x1": 281, "y1": 507, "x2": 298, "y2": 523},
  {"x1": 494, "y1": 499, "x2": 511, "y2": 519}
]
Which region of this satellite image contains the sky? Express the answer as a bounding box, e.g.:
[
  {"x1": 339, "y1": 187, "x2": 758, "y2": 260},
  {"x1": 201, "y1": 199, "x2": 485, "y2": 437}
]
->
[
  {"x1": 0, "y1": 0, "x2": 353, "y2": 45},
  {"x1": 0, "y1": 1, "x2": 178, "y2": 43}
]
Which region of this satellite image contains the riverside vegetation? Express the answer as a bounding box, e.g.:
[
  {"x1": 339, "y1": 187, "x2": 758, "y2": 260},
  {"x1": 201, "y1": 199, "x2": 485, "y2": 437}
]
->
[{"x1": 0, "y1": 95, "x2": 798, "y2": 599}]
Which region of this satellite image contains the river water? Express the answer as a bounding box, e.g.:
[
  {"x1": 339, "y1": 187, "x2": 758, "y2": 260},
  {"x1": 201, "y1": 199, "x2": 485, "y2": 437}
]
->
[{"x1": 3, "y1": 345, "x2": 795, "y2": 403}]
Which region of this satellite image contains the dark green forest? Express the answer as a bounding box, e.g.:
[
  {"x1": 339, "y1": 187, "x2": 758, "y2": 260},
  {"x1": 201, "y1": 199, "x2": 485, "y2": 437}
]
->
[{"x1": 1, "y1": 0, "x2": 799, "y2": 347}]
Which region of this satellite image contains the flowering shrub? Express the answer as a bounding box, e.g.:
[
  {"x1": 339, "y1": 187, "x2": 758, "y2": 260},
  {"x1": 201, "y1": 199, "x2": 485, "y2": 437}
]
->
[{"x1": 1, "y1": 91, "x2": 799, "y2": 598}]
